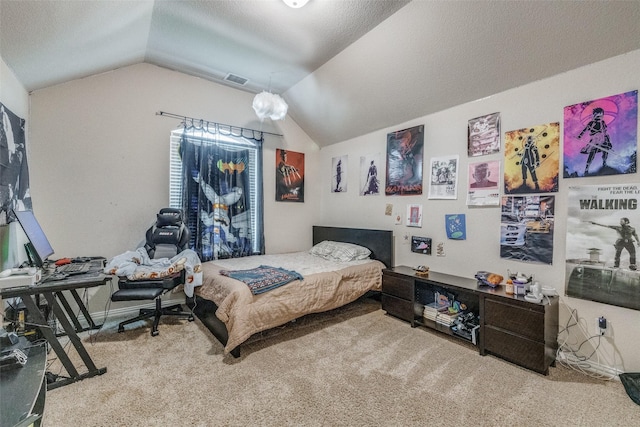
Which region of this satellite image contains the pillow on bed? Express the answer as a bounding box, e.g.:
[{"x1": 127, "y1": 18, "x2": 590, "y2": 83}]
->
[{"x1": 309, "y1": 240, "x2": 371, "y2": 262}]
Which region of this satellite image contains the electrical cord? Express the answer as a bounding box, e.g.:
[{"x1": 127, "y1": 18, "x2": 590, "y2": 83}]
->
[
  {"x1": 87, "y1": 280, "x2": 115, "y2": 345},
  {"x1": 556, "y1": 298, "x2": 620, "y2": 380}
]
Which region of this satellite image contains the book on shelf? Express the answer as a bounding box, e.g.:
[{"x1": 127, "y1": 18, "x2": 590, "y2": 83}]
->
[
  {"x1": 423, "y1": 302, "x2": 450, "y2": 313},
  {"x1": 423, "y1": 302, "x2": 464, "y2": 326},
  {"x1": 435, "y1": 310, "x2": 463, "y2": 326}
]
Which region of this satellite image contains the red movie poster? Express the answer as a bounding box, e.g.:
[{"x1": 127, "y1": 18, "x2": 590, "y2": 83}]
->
[{"x1": 276, "y1": 149, "x2": 304, "y2": 202}]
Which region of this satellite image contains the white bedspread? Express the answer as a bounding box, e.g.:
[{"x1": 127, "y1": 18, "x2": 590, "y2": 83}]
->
[
  {"x1": 210, "y1": 252, "x2": 373, "y2": 276},
  {"x1": 196, "y1": 252, "x2": 384, "y2": 353}
]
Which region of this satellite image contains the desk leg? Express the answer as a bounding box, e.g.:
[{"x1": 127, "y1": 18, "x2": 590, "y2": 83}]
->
[
  {"x1": 20, "y1": 295, "x2": 81, "y2": 381},
  {"x1": 69, "y1": 289, "x2": 101, "y2": 330},
  {"x1": 40, "y1": 292, "x2": 107, "y2": 389},
  {"x1": 54, "y1": 291, "x2": 84, "y2": 333}
]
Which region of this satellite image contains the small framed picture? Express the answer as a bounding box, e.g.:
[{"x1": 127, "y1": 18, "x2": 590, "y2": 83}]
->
[
  {"x1": 406, "y1": 204, "x2": 423, "y2": 227},
  {"x1": 411, "y1": 236, "x2": 432, "y2": 255}
]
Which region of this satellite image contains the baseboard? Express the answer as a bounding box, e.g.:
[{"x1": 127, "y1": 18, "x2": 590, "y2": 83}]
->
[
  {"x1": 584, "y1": 360, "x2": 623, "y2": 379},
  {"x1": 81, "y1": 296, "x2": 188, "y2": 325},
  {"x1": 556, "y1": 350, "x2": 622, "y2": 379}
]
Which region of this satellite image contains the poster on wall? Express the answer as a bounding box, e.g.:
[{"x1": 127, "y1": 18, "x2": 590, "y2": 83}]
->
[
  {"x1": 331, "y1": 155, "x2": 347, "y2": 193},
  {"x1": 276, "y1": 148, "x2": 304, "y2": 202},
  {"x1": 500, "y1": 195, "x2": 555, "y2": 265},
  {"x1": 0, "y1": 102, "x2": 31, "y2": 225},
  {"x1": 360, "y1": 153, "x2": 381, "y2": 196},
  {"x1": 411, "y1": 236, "x2": 432, "y2": 255},
  {"x1": 468, "y1": 112, "x2": 500, "y2": 157},
  {"x1": 428, "y1": 154, "x2": 459, "y2": 199},
  {"x1": 385, "y1": 125, "x2": 424, "y2": 196},
  {"x1": 445, "y1": 214, "x2": 466, "y2": 240},
  {"x1": 467, "y1": 160, "x2": 500, "y2": 206},
  {"x1": 504, "y1": 123, "x2": 559, "y2": 194},
  {"x1": 566, "y1": 184, "x2": 640, "y2": 311},
  {"x1": 563, "y1": 90, "x2": 637, "y2": 178},
  {"x1": 406, "y1": 204, "x2": 422, "y2": 227}
]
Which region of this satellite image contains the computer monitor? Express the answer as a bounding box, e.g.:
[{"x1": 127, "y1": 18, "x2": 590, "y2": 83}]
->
[{"x1": 13, "y1": 210, "x2": 55, "y2": 267}]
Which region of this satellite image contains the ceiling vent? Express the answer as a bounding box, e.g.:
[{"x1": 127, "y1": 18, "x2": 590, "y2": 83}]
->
[{"x1": 224, "y1": 73, "x2": 249, "y2": 86}]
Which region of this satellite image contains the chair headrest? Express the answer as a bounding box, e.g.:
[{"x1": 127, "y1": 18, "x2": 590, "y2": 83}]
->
[
  {"x1": 156, "y1": 208, "x2": 183, "y2": 227},
  {"x1": 145, "y1": 208, "x2": 190, "y2": 259}
]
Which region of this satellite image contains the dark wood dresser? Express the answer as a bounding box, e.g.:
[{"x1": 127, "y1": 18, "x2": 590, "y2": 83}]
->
[{"x1": 382, "y1": 266, "x2": 559, "y2": 375}]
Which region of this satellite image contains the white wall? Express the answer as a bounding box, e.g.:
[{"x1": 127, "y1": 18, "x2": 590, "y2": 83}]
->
[
  {"x1": 320, "y1": 50, "x2": 640, "y2": 373},
  {"x1": 0, "y1": 56, "x2": 28, "y2": 117},
  {"x1": 28, "y1": 63, "x2": 320, "y2": 257},
  {"x1": 27, "y1": 63, "x2": 320, "y2": 312}
]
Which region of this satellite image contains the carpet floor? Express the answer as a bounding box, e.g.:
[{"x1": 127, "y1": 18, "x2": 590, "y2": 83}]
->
[{"x1": 44, "y1": 297, "x2": 637, "y2": 426}]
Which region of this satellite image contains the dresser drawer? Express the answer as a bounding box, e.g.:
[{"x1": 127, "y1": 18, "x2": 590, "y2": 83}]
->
[
  {"x1": 382, "y1": 275, "x2": 413, "y2": 300},
  {"x1": 381, "y1": 294, "x2": 413, "y2": 322},
  {"x1": 484, "y1": 326, "x2": 547, "y2": 374},
  {"x1": 484, "y1": 298, "x2": 544, "y2": 342}
]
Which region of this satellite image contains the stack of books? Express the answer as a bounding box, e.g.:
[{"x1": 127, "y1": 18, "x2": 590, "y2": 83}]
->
[
  {"x1": 422, "y1": 302, "x2": 448, "y2": 320},
  {"x1": 435, "y1": 310, "x2": 461, "y2": 327},
  {"x1": 423, "y1": 301, "x2": 466, "y2": 328}
]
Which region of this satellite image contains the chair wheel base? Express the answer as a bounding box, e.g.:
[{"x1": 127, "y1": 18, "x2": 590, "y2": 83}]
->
[{"x1": 114, "y1": 302, "x2": 194, "y2": 336}]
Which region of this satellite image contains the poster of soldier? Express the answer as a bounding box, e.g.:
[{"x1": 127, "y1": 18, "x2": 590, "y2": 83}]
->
[
  {"x1": 504, "y1": 123, "x2": 559, "y2": 194},
  {"x1": 563, "y1": 90, "x2": 637, "y2": 178},
  {"x1": 566, "y1": 184, "x2": 640, "y2": 311},
  {"x1": 360, "y1": 153, "x2": 381, "y2": 196},
  {"x1": 331, "y1": 155, "x2": 348, "y2": 193}
]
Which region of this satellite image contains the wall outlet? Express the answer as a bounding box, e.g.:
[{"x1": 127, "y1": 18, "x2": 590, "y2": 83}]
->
[{"x1": 595, "y1": 316, "x2": 612, "y2": 337}]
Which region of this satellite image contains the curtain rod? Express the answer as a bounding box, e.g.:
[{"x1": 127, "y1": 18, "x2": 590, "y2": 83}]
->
[{"x1": 156, "y1": 111, "x2": 283, "y2": 137}]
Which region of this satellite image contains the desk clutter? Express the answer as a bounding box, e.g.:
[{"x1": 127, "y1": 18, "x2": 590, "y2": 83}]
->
[
  {"x1": 0, "y1": 261, "x2": 110, "y2": 389},
  {"x1": 0, "y1": 328, "x2": 27, "y2": 373},
  {"x1": 42, "y1": 256, "x2": 105, "y2": 282}
]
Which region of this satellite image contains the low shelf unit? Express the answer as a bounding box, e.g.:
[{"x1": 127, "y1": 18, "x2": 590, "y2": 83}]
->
[{"x1": 381, "y1": 266, "x2": 559, "y2": 375}]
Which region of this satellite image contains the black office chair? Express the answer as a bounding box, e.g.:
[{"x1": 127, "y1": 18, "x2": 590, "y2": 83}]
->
[{"x1": 111, "y1": 208, "x2": 194, "y2": 336}]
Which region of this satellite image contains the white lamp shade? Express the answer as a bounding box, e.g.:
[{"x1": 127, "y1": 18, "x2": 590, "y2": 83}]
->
[
  {"x1": 252, "y1": 91, "x2": 288, "y2": 121},
  {"x1": 283, "y1": 0, "x2": 309, "y2": 8}
]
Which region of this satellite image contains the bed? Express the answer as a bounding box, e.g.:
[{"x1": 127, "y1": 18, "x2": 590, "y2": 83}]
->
[{"x1": 192, "y1": 226, "x2": 394, "y2": 357}]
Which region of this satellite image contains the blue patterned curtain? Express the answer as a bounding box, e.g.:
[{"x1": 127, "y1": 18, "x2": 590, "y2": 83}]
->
[{"x1": 179, "y1": 124, "x2": 264, "y2": 262}]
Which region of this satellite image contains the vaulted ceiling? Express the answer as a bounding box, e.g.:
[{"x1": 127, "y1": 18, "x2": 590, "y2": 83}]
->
[{"x1": 2, "y1": 1, "x2": 640, "y2": 147}]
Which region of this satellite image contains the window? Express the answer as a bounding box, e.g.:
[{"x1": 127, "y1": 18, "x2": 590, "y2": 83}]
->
[{"x1": 169, "y1": 127, "x2": 264, "y2": 261}]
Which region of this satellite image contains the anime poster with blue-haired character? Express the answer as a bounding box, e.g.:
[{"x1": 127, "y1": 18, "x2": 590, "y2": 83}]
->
[{"x1": 564, "y1": 90, "x2": 637, "y2": 178}]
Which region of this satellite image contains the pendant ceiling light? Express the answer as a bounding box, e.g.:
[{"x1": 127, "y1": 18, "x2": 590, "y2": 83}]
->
[
  {"x1": 252, "y1": 91, "x2": 288, "y2": 121},
  {"x1": 283, "y1": 0, "x2": 309, "y2": 8}
]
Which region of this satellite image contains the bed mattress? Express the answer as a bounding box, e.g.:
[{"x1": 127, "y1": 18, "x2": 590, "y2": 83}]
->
[{"x1": 195, "y1": 252, "x2": 385, "y2": 353}]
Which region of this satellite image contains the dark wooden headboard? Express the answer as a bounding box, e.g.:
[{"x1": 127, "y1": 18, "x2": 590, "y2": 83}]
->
[{"x1": 312, "y1": 226, "x2": 394, "y2": 268}]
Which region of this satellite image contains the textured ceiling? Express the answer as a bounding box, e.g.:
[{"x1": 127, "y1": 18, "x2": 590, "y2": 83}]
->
[
  {"x1": 0, "y1": 0, "x2": 409, "y2": 94},
  {"x1": 2, "y1": 0, "x2": 640, "y2": 147}
]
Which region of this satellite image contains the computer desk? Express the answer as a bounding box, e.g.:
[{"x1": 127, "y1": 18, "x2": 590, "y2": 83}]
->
[{"x1": 0, "y1": 262, "x2": 111, "y2": 390}]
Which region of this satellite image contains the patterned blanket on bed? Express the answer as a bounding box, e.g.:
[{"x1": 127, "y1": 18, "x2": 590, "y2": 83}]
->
[{"x1": 220, "y1": 265, "x2": 303, "y2": 295}]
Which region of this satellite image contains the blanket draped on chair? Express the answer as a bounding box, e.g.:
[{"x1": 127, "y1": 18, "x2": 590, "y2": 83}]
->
[{"x1": 104, "y1": 248, "x2": 203, "y2": 297}]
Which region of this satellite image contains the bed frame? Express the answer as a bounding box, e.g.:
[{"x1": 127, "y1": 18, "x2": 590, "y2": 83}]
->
[{"x1": 192, "y1": 225, "x2": 394, "y2": 357}]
